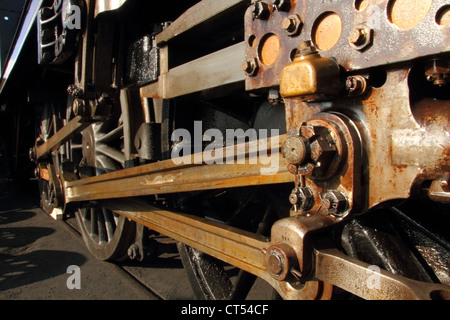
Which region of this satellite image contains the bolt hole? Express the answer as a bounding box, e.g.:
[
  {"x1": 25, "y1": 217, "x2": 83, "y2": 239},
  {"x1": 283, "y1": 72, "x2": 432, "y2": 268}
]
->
[{"x1": 387, "y1": 0, "x2": 433, "y2": 30}]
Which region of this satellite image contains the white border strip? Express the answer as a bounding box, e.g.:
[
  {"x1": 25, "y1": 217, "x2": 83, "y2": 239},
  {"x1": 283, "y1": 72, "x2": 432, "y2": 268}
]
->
[{"x1": 0, "y1": 0, "x2": 42, "y2": 95}]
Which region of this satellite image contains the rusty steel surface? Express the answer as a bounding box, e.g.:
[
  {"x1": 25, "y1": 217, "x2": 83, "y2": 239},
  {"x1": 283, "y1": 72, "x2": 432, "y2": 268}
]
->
[
  {"x1": 314, "y1": 247, "x2": 450, "y2": 300},
  {"x1": 106, "y1": 198, "x2": 450, "y2": 300},
  {"x1": 244, "y1": 0, "x2": 450, "y2": 90}
]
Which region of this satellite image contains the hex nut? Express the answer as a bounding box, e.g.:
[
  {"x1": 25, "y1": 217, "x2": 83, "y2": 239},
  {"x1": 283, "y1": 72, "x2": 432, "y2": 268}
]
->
[
  {"x1": 289, "y1": 187, "x2": 315, "y2": 211},
  {"x1": 301, "y1": 126, "x2": 338, "y2": 178},
  {"x1": 271, "y1": 0, "x2": 291, "y2": 11},
  {"x1": 348, "y1": 25, "x2": 373, "y2": 51},
  {"x1": 253, "y1": 1, "x2": 271, "y2": 20},
  {"x1": 241, "y1": 58, "x2": 259, "y2": 77},
  {"x1": 282, "y1": 14, "x2": 303, "y2": 36},
  {"x1": 321, "y1": 190, "x2": 349, "y2": 217}
]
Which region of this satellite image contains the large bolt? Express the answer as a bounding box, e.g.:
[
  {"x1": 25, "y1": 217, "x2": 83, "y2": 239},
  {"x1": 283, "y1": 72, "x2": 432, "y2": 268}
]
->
[
  {"x1": 282, "y1": 135, "x2": 308, "y2": 165},
  {"x1": 265, "y1": 244, "x2": 298, "y2": 281},
  {"x1": 253, "y1": 1, "x2": 271, "y2": 20},
  {"x1": 271, "y1": 0, "x2": 291, "y2": 11}
]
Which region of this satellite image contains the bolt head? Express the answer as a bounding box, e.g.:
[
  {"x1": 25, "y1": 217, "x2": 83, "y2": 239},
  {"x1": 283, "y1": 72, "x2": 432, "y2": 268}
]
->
[
  {"x1": 241, "y1": 58, "x2": 258, "y2": 76},
  {"x1": 282, "y1": 136, "x2": 308, "y2": 165},
  {"x1": 348, "y1": 25, "x2": 373, "y2": 50},
  {"x1": 289, "y1": 187, "x2": 315, "y2": 211},
  {"x1": 271, "y1": 0, "x2": 291, "y2": 11},
  {"x1": 265, "y1": 244, "x2": 296, "y2": 281},
  {"x1": 321, "y1": 190, "x2": 349, "y2": 217},
  {"x1": 253, "y1": 1, "x2": 271, "y2": 20}
]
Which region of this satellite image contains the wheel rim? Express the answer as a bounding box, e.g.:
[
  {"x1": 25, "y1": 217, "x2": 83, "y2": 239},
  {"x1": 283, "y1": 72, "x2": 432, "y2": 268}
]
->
[
  {"x1": 74, "y1": 95, "x2": 136, "y2": 261},
  {"x1": 36, "y1": 102, "x2": 60, "y2": 214}
]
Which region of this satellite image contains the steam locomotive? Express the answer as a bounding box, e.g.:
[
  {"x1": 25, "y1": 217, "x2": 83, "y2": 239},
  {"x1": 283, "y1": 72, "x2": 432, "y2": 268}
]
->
[{"x1": 0, "y1": 0, "x2": 449, "y2": 299}]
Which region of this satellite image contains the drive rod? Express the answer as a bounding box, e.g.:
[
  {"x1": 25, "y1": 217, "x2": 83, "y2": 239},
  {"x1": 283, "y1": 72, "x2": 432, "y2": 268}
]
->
[
  {"x1": 64, "y1": 135, "x2": 291, "y2": 203},
  {"x1": 34, "y1": 115, "x2": 90, "y2": 161}
]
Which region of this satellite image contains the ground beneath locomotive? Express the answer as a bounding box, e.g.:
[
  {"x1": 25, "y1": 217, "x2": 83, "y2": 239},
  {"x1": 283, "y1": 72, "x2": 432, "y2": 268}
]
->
[{"x1": 0, "y1": 178, "x2": 158, "y2": 300}]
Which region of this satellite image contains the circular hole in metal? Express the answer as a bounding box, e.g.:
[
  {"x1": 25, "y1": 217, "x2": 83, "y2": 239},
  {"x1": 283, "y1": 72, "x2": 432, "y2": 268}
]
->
[
  {"x1": 248, "y1": 34, "x2": 257, "y2": 47},
  {"x1": 312, "y1": 12, "x2": 342, "y2": 51},
  {"x1": 355, "y1": 0, "x2": 370, "y2": 11},
  {"x1": 436, "y1": 5, "x2": 450, "y2": 26},
  {"x1": 387, "y1": 0, "x2": 433, "y2": 30},
  {"x1": 259, "y1": 33, "x2": 280, "y2": 66}
]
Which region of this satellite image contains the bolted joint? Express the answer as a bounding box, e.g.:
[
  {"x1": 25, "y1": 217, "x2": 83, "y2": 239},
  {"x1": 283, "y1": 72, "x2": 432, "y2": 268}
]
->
[
  {"x1": 271, "y1": 0, "x2": 291, "y2": 11},
  {"x1": 253, "y1": 1, "x2": 271, "y2": 20},
  {"x1": 281, "y1": 14, "x2": 303, "y2": 36},
  {"x1": 298, "y1": 125, "x2": 339, "y2": 179},
  {"x1": 321, "y1": 190, "x2": 349, "y2": 217},
  {"x1": 265, "y1": 244, "x2": 299, "y2": 281},
  {"x1": 72, "y1": 98, "x2": 90, "y2": 117},
  {"x1": 289, "y1": 187, "x2": 315, "y2": 211},
  {"x1": 348, "y1": 25, "x2": 373, "y2": 51},
  {"x1": 281, "y1": 135, "x2": 309, "y2": 165},
  {"x1": 345, "y1": 75, "x2": 369, "y2": 97},
  {"x1": 241, "y1": 58, "x2": 259, "y2": 77}
]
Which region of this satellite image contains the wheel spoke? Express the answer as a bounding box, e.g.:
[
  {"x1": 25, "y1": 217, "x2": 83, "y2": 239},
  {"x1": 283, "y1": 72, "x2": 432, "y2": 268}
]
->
[
  {"x1": 96, "y1": 145, "x2": 125, "y2": 166},
  {"x1": 97, "y1": 125, "x2": 123, "y2": 144},
  {"x1": 102, "y1": 208, "x2": 116, "y2": 242},
  {"x1": 90, "y1": 208, "x2": 98, "y2": 237}
]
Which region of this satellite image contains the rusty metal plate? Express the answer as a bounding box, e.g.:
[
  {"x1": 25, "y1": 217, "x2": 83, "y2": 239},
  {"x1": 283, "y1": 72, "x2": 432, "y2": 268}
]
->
[{"x1": 245, "y1": 0, "x2": 450, "y2": 91}]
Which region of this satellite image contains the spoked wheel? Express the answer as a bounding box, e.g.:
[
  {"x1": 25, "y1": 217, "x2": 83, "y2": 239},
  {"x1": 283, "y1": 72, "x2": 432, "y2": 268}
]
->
[
  {"x1": 73, "y1": 91, "x2": 136, "y2": 261},
  {"x1": 341, "y1": 198, "x2": 450, "y2": 295},
  {"x1": 35, "y1": 102, "x2": 64, "y2": 214},
  {"x1": 175, "y1": 187, "x2": 286, "y2": 300}
]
